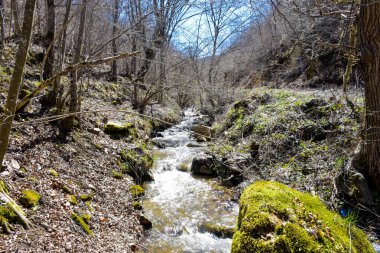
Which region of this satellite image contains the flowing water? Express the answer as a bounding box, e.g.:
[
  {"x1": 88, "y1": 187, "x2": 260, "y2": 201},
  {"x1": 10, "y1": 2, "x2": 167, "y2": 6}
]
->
[{"x1": 140, "y1": 110, "x2": 238, "y2": 253}]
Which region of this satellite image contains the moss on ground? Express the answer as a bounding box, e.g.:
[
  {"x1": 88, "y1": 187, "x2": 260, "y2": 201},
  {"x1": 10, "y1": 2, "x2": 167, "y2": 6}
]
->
[
  {"x1": 19, "y1": 189, "x2": 40, "y2": 208},
  {"x1": 71, "y1": 212, "x2": 93, "y2": 236},
  {"x1": 231, "y1": 181, "x2": 375, "y2": 253},
  {"x1": 129, "y1": 185, "x2": 145, "y2": 198},
  {"x1": 132, "y1": 201, "x2": 142, "y2": 210},
  {"x1": 211, "y1": 88, "x2": 363, "y2": 201}
]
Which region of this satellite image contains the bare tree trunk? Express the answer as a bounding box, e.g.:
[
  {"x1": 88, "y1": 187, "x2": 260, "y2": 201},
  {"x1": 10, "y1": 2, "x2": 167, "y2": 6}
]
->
[
  {"x1": 111, "y1": 0, "x2": 120, "y2": 81},
  {"x1": 63, "y1": 0, "x2": 87, "y2": 130},
  {"x1": 43, "y1": 0, "x2": 56, "y2": 80},
  {"x1": 358, "y1": 0, "x2": 380, "y2": 190},
  {"x1": 11, "y1": 0, "x2": 21, "y2": 38},
  {"x1": 0, "y1": 0, "x2": 5, "y2": 54},
  {"x1": 55, "y1": 0, "x2": 72, "y2": 112},
  {"x1": 0, "y1": 0, "x2": 37, "y2": 165}
]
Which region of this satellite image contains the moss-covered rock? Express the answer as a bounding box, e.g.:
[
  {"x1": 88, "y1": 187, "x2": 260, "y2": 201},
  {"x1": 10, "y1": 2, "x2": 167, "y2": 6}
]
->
[
  {"x1": 132, "y1": 201, "x2": 142, "y2": 210},
  {"x1": 19, "y1": 189, "x2": 40, "y2": 208},
  {"x1": 119, "y1": 147, "x2": 154, "y2": 183},
  {"x1": 49, "y1": 169, "x2": 59, "y2": 177},
  {"x1": 231, "y1": 181, "x2": 375, "y2": 253},
  {"x1": 104, "y1": 121, "x2": 137, "y2": 139},
  {"x1": 71, "y1": 212, "x2": 93, "y2": 236},
  {"x1": 199, "y1": 222, "x2": 235, "y2": 238},
  {"x1": 79, "y1": 194, "x2": 93, "y2": 202},
  {"x1": 130, "y1": 185, "x2": 145, "y2": 198},
  {"x1": 111, "y1": 170, "x2": 123, "y2": 179},
  {"x1": 68, "y1": 195, "x2": 78, "y2": 205}
]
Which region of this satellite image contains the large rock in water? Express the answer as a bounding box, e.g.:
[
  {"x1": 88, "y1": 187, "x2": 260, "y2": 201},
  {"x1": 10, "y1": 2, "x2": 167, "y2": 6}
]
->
[
  {"x1": 191, "y1": 125, "x2": 212, "y2": 142},
  {"x1": 190, "y1": 155, "x2": 216, "y2": 176},
  {"x1": 232, "y1": 181, "x2": 375, "y2": 253}
]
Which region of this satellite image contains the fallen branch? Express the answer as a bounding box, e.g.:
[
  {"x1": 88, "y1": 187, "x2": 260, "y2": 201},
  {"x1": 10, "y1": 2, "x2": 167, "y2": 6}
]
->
[
  {"x1": 16, "y1": 51, "x2": 141, "y2": 112},
  {"x1": 0, "y1": 180, "x2": 32, "y2": 230}
]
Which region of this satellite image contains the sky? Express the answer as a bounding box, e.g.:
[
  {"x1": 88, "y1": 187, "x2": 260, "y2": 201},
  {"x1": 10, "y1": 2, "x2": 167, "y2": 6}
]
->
[{"x1": 172, "y1": 0, "x2": 270, "y2": 57}]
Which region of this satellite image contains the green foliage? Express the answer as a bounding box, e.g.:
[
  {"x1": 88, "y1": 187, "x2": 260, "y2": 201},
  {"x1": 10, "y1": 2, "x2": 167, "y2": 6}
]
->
[{"x1": 231, "y1": 181, "x2": 375, "y2": 253}]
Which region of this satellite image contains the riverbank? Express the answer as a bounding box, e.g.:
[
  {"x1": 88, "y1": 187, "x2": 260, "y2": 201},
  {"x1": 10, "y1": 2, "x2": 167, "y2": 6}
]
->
[{"x1": 0, "y1": 79, "x2": 182, "y2": 252}]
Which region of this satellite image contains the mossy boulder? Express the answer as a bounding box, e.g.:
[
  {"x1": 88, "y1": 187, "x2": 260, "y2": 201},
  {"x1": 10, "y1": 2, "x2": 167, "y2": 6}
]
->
[
  {"x1": 232, "y1": 181, "x2": 375, "y2": 253},
  {"x1": 130, "y1": 185, "x2": 145, "y2": 198},
  {"x1": 19, "y1": 189, "x2": 40, "y2": 208},
  {"x1": 119, "y1": 148, "x2": 154, "y2": 183},
  {"x1": 104, "y1": 121, "x2": 137, "y2": 138}
]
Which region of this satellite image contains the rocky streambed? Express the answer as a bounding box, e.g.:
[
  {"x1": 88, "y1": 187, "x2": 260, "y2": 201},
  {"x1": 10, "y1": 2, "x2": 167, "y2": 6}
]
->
[{"x1": 140, "y1": 110, "x2": 238, "y2": 252}]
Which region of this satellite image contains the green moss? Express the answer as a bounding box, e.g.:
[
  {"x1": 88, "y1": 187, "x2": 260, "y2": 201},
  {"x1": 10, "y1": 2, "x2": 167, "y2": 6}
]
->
[
  {"x1": 85, "y1": 201, "x2": 94, "y2": 212},
  {"x1": 0, "y1": 180, "x2": 8, "y2": 194},
  {"x1": 112, "y1": 170, "x2": 123, "y2": 179},
  {"x1": 62, "y1": 185, "x2": 72, "y2": 194},
  {"x1": 49, "y1": 169, "x2": 59, "y2": 177},
  {"x1": 19, "y1": 189, "x2": 40, "y2": 208},
  {"x1": 71, "y1": 212, "x2": 93, "y2": 236},
  {"x1": 130, "y1": 185, "x2": 145, "y2": 198},
  {"x1": 68, "y1": 195, "x2": 78, "y2": 205},
  {"x1": 79, "y1": 194, "x2": 93, "y2": 202},
  {"x1": 104, "y1": 121, "x2": 137, "y2": 138},
  {"x1": 199, "y1": 222, "x2": 236, "y2": 238},
  {"x1": 132, "y1": 201, "x2": 142, "y2": 210},
  {"x1": 231, "y1": 181, "x2": 375, "y2": 253},
  {"x1": 81, "y1": 214, "x2": 91, "y2": 224}
]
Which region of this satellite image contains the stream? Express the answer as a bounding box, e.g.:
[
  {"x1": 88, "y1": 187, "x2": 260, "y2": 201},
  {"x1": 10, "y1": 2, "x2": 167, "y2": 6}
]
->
[{"x1": 140, "y1": 110, "x2": 239, "y2": 253}]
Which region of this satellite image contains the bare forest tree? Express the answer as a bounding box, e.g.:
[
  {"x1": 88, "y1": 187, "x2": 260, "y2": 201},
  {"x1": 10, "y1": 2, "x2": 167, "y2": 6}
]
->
[{"x1": 0, "y1": 0, "x2": 37, "y2": 165}]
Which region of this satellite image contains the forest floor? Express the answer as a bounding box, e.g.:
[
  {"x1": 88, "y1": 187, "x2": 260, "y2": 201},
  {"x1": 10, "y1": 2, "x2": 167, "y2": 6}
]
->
[{"x1": 0, "y1": 77, "x2": 181, "y2": 252}]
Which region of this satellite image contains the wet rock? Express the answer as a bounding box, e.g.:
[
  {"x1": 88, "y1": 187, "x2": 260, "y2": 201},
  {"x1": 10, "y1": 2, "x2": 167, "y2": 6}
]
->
[
  {"x1": 138, "y1": 215, "x2": 152, "y2": 230},
  {"x1": 191, "y1": 125, "x2": 212, "y2": 142},
  {"x1": 191, "y1": 155, "x2": 216, "y2": 176},
  {"x1": 152, "y1": 137, "x2": 180, "y2": 148},
  {"x1": 336, "y1": 170, "x2": 374, "y2": 206},
  {"x1": 198, "y1": 222, "x2": 235, "y2": 238}
]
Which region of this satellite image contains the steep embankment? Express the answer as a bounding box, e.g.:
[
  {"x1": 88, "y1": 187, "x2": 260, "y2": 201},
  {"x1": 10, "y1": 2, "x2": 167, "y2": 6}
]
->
[{"x1": 0, "y1": 61, "x2": 182, "y2": 251}]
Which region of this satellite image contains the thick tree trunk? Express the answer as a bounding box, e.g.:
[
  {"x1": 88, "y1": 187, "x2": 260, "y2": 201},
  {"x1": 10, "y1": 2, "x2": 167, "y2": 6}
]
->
[
  {"x1": 358, "y1": 0, "x2": 380, "y2": 189},
  {"x1": 63, "y1": 0, "x2": 87, "y2": 130},
  {"x1": 43, "y1": 0, "x2": 56, "y2": 80},
  {"x1": 111, "y1": 0, "x2": 120, "y2": 81},
  {"x1": 11, "y1": 0, "x2": 21, "y2": 38},
  {"x1": 0, "y1": 0, "x2": 37, "y2": 165}
]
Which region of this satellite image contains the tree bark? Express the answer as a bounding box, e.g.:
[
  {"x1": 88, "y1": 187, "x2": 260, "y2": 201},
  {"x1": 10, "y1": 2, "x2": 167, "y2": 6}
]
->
[
  {"x1": 0, "y1": 0, "x2": 37, "y2": 165},
  {"x1": 0, "y1": 0, "x2": 5, "y2": 53},
  {"x1": 11, "y1": 0, "x2": 21, "y2": 38},
  {"x1": 55, "y1": 0, "x2": 72, "y2": 112},
  {"x1": 43, "y1": 0, "x2": 56, "y2": 80},
  {"x1": 63, "y1": 0, "x2": 87, "y2": 130},
  {"x1": 111, "y1": 0, "x2": 120, "y2": 81},
  {"x1": 358, "y1": 0, "x2": 380, "y2": 190}
]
